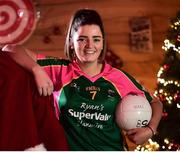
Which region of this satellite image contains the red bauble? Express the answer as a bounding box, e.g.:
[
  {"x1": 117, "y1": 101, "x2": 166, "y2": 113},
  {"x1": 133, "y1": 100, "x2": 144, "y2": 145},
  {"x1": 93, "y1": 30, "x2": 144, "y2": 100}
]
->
[
  {"x1": 177, "y1": 35, "x2": 180, "y2": 42},
  {"x1": 174, "y1": 92, "x2": 180, "y2": 101},
  {"x1": 163, "y1": 64, "x2": 170, "y2": 70},
  {"x1": 162, "y1": 112, "x2": 168, "y2": 118}
]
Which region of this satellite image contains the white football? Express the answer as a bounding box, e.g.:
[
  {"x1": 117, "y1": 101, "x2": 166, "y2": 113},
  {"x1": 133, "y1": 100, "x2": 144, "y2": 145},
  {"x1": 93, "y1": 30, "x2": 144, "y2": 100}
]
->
[{"x1": 116, "y1": 94, "x2": 152, "y2": 131}]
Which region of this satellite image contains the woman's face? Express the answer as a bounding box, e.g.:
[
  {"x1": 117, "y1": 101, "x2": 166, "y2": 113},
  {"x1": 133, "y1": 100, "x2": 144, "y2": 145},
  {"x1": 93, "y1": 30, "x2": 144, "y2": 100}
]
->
[{"x1": 72, "y1": 24, "x2": 103, "y2": 64}]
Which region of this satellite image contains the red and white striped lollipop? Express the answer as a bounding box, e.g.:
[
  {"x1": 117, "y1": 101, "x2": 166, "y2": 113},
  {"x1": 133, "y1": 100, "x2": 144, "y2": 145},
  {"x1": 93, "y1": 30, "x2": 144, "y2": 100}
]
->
[{"x1": 0, "y1": 0, "x2": 37, "y2": 45}]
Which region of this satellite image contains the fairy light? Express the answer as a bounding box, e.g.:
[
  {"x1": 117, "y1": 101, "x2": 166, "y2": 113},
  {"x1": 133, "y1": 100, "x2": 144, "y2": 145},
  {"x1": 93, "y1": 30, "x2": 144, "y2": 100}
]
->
[
  {"x1": 147, "y1": 14, "x2": 180, "y2": 152},
  {"x1": 134, "y1": 139, "x2": 160, "y2": 151},
  {"x1": 157, "y1": 67, "x2": 164, "y2": 77},
  {"x1": 154, "y1": 90, "x2": 180, "y2": 108},
  {"x1": 168, "y1": 145, "x2": 172, "y2": 150},
  {"x1": 159, "y1": 89, "x2": 163, "y2": 93},
  {"x1": 169, "y1": 96, "x2": 173, "y2": 100},
  {"x1": 171, "y1": 19, "x2": 180, "y2": 29},
  {"x1": 162, "y1": 39, "x2": 180, "y2": 53},
  {"x1": 166, "y1": 97, "x2": 172, "y2": 104},
  {"x1": 162, "y1": 137, "x2": 180, "y2": 151},
  {"x1": 177, "y1": 103, "x2": 180, "y2": 109},
  {"x1": 156, "y1": 64, "x2": 180, "y2": 88},
  {"x1": 134, "y1": 137, "x2": 180, "y2": 151},
  {"x1": 157, "y1": 78, "x2": 180, "y2": 87},
  {"x1": 155, "y1": 63, "x2": 180, "y2": 105},
  {"x1": 164, "y1": 138, "x2": 170, "y2": 144}
]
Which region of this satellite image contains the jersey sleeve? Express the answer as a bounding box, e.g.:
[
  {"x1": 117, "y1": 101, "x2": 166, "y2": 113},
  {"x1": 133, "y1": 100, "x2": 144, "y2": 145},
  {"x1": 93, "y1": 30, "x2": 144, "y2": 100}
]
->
[
  {"x1": 106, "y1": 68, "x2": 153, "y2": 103},
  {"x1": 36, "y1": 54, "x2": 70, "y2": 91}
]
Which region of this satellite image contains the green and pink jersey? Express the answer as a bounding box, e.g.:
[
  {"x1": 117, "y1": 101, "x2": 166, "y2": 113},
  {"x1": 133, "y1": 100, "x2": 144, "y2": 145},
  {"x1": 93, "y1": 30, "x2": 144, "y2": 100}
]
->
[{"x1": 37, "y1": 54, "x2": 153, "y2": 151}]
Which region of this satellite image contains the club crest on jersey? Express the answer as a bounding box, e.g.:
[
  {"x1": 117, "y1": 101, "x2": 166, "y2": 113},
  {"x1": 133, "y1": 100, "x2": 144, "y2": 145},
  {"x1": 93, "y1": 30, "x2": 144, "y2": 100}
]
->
[
  {"x1": 70, "y1": 82, "x2": 80, "y2": 91},
  {"x1": 107, "y1": 89, "x2": 116, "y2": 97}
]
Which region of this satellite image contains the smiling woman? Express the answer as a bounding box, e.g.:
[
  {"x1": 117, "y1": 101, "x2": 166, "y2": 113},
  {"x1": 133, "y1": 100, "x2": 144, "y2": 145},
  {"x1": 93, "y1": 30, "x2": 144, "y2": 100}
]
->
[{"x1": 2, "y1": 8, "x2": 162, "y2": 151}]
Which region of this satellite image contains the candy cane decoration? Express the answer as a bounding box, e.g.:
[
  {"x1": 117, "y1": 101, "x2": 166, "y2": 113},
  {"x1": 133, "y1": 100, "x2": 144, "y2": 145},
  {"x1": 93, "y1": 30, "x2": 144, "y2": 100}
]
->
[{"x1": 0, "y1": 0, "x2": 37, "y2": 45}]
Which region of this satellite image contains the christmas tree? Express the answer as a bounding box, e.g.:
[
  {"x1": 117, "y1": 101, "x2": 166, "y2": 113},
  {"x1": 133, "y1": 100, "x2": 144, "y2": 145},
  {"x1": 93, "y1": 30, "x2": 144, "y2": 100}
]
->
[{"x1": 135, "y1": 12, "x2": 180, "y2": 151}]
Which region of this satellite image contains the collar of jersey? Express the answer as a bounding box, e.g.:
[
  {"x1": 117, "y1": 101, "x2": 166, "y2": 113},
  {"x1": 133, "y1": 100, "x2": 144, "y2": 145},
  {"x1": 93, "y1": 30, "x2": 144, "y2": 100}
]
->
[{"x1": 71, "y1": 60, "x2": 112, "y2": 83}]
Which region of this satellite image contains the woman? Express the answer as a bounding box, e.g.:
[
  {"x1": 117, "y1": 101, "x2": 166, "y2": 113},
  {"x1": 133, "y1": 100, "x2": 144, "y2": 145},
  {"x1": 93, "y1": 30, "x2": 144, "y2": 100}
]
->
[{"x1": 3, "y1": 9, "x2": 162, "y2": 151}]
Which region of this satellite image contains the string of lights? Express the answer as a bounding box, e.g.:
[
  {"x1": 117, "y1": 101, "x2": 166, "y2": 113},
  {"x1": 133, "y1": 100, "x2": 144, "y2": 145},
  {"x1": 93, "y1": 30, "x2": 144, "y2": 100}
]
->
[{"x1": 135, "y1": 11, "x2": 180, "y2": 151}]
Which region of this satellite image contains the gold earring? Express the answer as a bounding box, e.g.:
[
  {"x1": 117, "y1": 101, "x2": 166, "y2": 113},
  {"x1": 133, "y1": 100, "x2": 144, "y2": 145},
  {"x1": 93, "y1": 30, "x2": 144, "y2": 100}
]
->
[{"x1": 70, "y1": 45, "x2": 74, "y2": 50}]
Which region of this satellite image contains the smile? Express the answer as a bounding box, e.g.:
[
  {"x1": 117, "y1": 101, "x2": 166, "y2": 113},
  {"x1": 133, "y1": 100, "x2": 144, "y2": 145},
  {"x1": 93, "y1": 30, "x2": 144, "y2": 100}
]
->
[{"x1": 84, "y1": 50, "x2": 96, "y2": 54}]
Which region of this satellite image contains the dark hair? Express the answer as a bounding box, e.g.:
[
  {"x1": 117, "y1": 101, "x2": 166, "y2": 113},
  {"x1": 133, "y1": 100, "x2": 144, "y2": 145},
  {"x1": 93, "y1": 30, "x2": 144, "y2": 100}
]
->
[{"x1": 64, "y1": 8, "x2": 106, "y2": 62}]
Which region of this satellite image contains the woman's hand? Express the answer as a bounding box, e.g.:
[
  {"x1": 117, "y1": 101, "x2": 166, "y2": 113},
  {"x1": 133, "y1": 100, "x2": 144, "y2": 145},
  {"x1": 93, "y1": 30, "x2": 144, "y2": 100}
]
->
[
  {"x1": 32, "y1": 65, "x2": 54, "y2": 96},
  {"x1": 126, "y1": 127, "x2": 153, "y2": 145}
]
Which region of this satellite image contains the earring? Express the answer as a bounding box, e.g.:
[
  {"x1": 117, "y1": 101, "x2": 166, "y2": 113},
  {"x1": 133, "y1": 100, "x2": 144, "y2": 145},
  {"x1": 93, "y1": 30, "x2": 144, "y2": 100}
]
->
[{"x1": 70, "y1": 45, "x2": 74, "y2": 50}]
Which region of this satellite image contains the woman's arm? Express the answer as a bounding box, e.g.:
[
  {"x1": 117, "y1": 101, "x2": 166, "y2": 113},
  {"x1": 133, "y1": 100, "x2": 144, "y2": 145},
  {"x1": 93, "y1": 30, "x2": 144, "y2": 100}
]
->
[
  {"x1": 148, "y1": 97, "x2": 163, "y2": 134},
  {"x1": 2, "y1": 45, "x2": 37, "y2": 71},
  {"x1": 2, "y1": 45, "x2": 53, "y2": 96}
]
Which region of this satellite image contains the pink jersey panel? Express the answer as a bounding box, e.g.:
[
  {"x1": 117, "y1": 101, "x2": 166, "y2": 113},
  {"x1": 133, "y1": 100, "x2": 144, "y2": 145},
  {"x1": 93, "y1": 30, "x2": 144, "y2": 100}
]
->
[{"x1": 103, "y1": 67, "x2": 145, "y2": 98}]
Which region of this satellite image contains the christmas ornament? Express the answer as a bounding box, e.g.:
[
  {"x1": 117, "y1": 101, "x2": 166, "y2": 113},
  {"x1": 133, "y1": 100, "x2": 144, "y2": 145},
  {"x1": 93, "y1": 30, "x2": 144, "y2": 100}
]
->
[
  {"x1": 174, "y1": 92, "x2": 180, "y2": 101},
  {"x1": 177, "y1": 35, "x2": 180, "y2": 42},
  {"x1": 163, "y1": 64, "x2": 170, "y2": 71}
]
